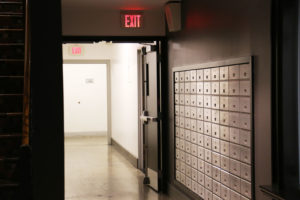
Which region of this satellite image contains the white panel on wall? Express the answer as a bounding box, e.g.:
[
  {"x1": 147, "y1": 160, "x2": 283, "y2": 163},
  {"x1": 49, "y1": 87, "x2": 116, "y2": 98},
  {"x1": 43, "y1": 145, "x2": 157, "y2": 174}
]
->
[
  {"x1": 173, "y1": 58, "x2": 253, "y2": 200},
  {"x1": 63, "y1": 64, "x2": 107, "y2": 136}
]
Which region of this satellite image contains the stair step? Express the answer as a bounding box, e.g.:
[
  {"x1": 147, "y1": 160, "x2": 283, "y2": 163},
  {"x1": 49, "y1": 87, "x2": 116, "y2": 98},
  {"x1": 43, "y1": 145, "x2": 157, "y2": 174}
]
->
[
  {"x1": 0, "y1": 112, "x2": 23, "y2": 116},
  {"x1": 0, "y1": 156, "x2": 18, "y2": 181},
  {"x1": 0, "y1": 138, "x2": 22, "y2": 158},
  {"x1": 0, "y1": 15, "x2": 23, "y2": 29},
  {"x1": 0, "y1": 12, "x2": 23, "y2": 15},
  {"x1": 0, "y1": 179, "x2": 18, "y2": 188},
  {"x1": 0, "y1": 58, "x2": 24, "y2": 61},
  {"x1": 0, "y1": 75, "x2": 23, "y2": 78},
  {"x1": 0, "y1": 0, "x2": 23, "y2": 3},
  {"x1": 0, "y1": 31, "x2": 24, "y2": 44},
  {"x1": 0, "y1": 60, "x2": 24, "y2": 76},
  {"x1": 0, "y1": 43, "x2": 24, "y2": 46},
  {"x1": 0, "y1": 13, "x2": 22, "y2": 16},
  {"x1": 0, "y1": 114, "x2": 22, "y2": 133},
  {"x1": 0, "y1": 94, "x2": 24, "y2": 96},
  {"x1": 0, "y1": 0, "x2": 23, "y2": 5},
  {"x1": 0, "y1": 96, "x2": 23, "y2": 113},
  {"x1": 0, "y1": 28, "x2": 23, "y2": 31},
  {"x1": 0, "y1": 134, "x2": 22, "y2": 139},
  {"x1": 0, "y1": 77, "x2": 24, "y2": 94},
  {"x1": 0, "y1": 190, "x2": 18, "y2": 200},
  {"x1": 0, "y1": 157, "x2": 18, "y2": 163},
  {"x1": 0, "y1": 45, "x2": 24, "y2": 59}
]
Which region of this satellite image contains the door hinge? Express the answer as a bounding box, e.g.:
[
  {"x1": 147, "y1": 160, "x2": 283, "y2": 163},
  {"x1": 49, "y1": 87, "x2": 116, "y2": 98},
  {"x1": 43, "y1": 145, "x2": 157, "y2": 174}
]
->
[
  {"x1": 150, "y1": 45, "x2": 157, "y2": 52},
  {"x1": 142, "y1": 47, "x2": 147, "y2": 55},
  {"x1": 157, "y1": 54, "x2": 162, "y2": 62},
  {"x1": 158, "y1": 112, "x2": 163, "y2": 120},
  {"x1": 158, "y1": 170, "x2": 163, "y2": 179}
]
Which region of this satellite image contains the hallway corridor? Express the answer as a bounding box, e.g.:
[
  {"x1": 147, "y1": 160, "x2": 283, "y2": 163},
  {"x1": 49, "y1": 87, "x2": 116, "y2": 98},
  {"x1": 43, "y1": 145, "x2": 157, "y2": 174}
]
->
[{"x1": 65, "y1": 136, "x2": 173, "y2": 200}]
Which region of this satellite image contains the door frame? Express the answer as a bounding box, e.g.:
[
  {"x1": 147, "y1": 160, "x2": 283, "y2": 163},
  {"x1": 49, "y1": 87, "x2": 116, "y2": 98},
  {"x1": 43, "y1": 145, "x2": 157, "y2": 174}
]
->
[
  {"x1": 139, "y1": 46, "x2": 162, "y2": 191},
  {"x1": 137, "y1": 49, "x2": 144, "y2": 171},
  {"x1": 63, "y1": 59, "x2": 112, "y2": 144},
  {"x1": 62, "y1": 36, "x2": 168, "y2": 191}
]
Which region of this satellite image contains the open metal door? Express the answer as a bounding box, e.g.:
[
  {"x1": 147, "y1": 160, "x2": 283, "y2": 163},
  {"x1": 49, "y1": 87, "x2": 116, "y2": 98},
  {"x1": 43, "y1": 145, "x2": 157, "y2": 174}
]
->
[{"x1": 140, "y1": 45, "x2": 161, "y2": 192}]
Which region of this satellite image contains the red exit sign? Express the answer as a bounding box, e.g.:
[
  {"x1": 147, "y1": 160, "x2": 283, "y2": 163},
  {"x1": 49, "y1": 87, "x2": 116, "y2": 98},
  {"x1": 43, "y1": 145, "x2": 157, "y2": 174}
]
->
[
  {"x1": 69, "y1": 46, "x2": 84, "y2": 56},
  {"x1": 72, "y1": 47, "x2": 82, "y2": 55},
  {"x1": 121, "y1": 12, "x2": 144, "y2": 28}
]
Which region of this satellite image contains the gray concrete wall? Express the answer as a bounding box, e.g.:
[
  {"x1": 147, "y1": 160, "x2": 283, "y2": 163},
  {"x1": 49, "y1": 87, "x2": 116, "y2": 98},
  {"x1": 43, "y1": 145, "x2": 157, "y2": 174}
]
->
[{"x1": 167, "y1": 0, "x2": 272, "y2": 199}]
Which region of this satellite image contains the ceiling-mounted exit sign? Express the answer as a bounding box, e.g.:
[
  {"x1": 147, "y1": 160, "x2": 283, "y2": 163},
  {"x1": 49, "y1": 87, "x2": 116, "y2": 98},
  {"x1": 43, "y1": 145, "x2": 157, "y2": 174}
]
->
[
  {"x1": 121, "y1": 12, "x2": 144, "y2": 29},
  {"x1": 72, "y1": 47, "x2": 82, "y2": 55},
  {"x1": 68, "y1": 46, "x2": 84, "y2": 56}
]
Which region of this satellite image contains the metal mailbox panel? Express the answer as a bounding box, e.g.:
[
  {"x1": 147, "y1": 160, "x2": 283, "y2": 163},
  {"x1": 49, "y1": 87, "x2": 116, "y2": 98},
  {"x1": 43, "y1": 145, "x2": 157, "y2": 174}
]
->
[{"x1": 173, "y1": 58, "x2": 253, "y2": 200}]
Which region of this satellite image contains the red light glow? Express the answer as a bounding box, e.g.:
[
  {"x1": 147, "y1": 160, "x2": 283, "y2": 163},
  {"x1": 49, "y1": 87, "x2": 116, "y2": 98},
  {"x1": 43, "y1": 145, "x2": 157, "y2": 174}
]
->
[{"x1": 120, "y1": 7, "x2": 146, "y2": 11}]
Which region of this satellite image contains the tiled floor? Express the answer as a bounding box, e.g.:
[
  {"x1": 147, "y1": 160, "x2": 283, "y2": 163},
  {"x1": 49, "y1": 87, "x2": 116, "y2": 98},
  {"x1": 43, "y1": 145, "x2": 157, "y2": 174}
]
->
[{"x1": 65, "y1": 136, "x2": 176, "y2": 200}]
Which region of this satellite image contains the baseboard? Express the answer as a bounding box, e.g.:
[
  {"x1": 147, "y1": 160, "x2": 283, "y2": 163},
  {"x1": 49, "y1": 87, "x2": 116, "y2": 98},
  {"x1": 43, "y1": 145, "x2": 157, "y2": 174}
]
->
[
  {"x1": 167, "y1": 183, "x2": 193, "y2": 200},
  {"x1": 64, "y1": 131, "x2": 107, "y2": 137},
  {"x1": 111, "y1": 138, "x2": 138, "y2": 168}
]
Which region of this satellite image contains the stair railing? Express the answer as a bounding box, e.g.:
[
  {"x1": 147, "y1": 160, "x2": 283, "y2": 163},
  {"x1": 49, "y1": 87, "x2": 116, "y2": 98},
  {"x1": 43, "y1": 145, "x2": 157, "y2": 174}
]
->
[{"x1": 22, "y1": 0, "x2": 30, "y2": 145}]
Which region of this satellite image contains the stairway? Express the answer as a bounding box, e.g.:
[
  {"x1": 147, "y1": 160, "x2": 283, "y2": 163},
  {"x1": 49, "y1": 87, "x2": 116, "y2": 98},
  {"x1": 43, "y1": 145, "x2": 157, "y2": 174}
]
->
[{"x1": 0, "y1": 0, "x2": 29, "y2": 199}]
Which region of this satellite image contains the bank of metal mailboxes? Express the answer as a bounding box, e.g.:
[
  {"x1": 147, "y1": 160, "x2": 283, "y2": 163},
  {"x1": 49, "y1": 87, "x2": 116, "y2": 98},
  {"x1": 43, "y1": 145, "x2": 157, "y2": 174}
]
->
[{"x1": 174, "y1": 58, "x2": 253, "y2": 200}]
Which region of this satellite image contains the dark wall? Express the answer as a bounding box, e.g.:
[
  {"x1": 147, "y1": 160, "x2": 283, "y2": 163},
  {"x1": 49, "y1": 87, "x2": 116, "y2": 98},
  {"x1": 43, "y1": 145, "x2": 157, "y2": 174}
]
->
[
  {"x1": 167, "y1": 0, "x2": 272, "y2": 199},
  {"x1": 30, "y1": 0, "x2": 64, "y2": 199},
  {"x1": 273, "y1": 0, "x2": 300, "y2": 198}
]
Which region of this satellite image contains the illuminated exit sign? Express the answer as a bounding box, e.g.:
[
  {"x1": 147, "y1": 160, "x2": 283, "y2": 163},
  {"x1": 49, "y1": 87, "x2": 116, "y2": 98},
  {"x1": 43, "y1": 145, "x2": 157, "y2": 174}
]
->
[
  {"x1": 72, "y1": 47, "x2": 82, "y2": 55},
  {"x1": 121, "y1": 12, "x2": 144, "y2": 28},
  {"x1": 68, "y1": 46, "x2": 84, "y2": 56}
]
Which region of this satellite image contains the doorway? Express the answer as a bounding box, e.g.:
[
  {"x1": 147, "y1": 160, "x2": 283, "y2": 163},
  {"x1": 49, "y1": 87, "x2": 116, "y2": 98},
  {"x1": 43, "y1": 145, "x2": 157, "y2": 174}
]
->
[
  {"x1": 62, "y1": 40, "x2": 164, "y2": 199},
  {"x1": 63, "y1": 62, "x2": 110, "y2": 140}
]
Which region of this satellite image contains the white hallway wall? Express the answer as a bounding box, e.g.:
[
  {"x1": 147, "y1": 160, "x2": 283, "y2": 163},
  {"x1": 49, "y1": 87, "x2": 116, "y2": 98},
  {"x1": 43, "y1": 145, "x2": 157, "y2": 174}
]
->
[
  {"x1": 110, "y1": 44, "x2": 139, "y2": 158},
  {"x1": 63, "y1": 43, "x2": 140, "y2": 158},
  {"x1": 63, "y1": 64, "x2": 107, "y2": 136}
]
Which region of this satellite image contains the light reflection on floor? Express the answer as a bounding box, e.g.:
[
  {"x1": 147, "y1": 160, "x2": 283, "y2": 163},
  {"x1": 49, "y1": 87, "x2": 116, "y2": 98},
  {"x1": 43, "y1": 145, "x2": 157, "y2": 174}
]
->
[{"x1": 64, "y1": 136, "x2": 175, "y2": 200}]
